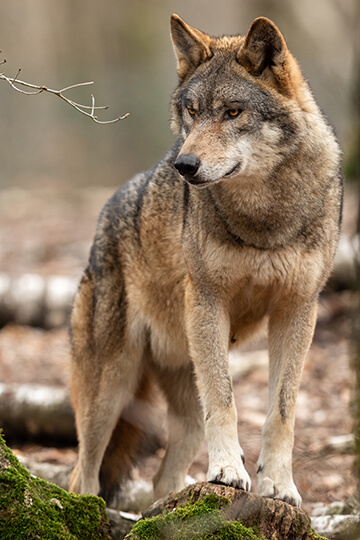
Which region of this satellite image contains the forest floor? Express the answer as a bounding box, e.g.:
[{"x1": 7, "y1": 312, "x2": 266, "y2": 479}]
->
[{"x1": 0, "y1": 183, "x2": 358, "y2": 516}]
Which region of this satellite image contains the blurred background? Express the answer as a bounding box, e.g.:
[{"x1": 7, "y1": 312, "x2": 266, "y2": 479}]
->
[
  {"x1": 0, "y1": 0, "x2": 359, "y2": 532},
  {"x1": 0, "y1": 0, "x2": 358, "y2": 193}
]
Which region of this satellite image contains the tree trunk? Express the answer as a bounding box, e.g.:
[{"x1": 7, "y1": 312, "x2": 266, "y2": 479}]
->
[
  {"x1": 350, "y1": 3, "x2": 360, "y2": 538},
  {"x1": 138, "y1": 482, "x2": 320, "y2": 540}
]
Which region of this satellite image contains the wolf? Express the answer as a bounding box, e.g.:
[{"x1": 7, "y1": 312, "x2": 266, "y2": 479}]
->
[{"x1": 69, "y1": 15, "x2": 343, "y2": 507}]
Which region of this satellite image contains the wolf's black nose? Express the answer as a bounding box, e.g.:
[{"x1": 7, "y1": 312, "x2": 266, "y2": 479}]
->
[{"x1": 174, "y1": 154, "x2": 200, "y2": 177}]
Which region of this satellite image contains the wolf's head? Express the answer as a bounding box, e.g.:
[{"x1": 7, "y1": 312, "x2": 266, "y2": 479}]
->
[{"x1": 170, "y1": 15, "x2": 319, "y2": 187}]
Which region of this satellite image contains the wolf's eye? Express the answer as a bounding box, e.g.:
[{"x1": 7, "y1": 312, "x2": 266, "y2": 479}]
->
[
  {"x1": 187, "y1": 108, "x2": 196, "y2": 118},
  {"x1": 225, "y1": 109, "x2": 241, "y2": 119}
]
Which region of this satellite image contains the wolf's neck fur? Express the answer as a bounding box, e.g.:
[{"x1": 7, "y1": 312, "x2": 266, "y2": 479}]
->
[{"x1": 207, "y1": 115, "x2": 340, "y2": 250}]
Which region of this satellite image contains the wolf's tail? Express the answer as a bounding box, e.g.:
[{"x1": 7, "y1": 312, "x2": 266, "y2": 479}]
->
[{"x1": 98, "y1": 370, "x2": 161, "y2": 505}]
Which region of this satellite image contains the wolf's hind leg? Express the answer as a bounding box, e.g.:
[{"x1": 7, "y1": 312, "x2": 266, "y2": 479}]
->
[
  {"x1": 70, "y1": 357, "x2": 141, "y2": 497},
  {"x1": 69, "y1": 270, "x2": 144, "y2": 498},
  {"x1": 152, "y1": 364, "x2": 204, "y2": 499}
]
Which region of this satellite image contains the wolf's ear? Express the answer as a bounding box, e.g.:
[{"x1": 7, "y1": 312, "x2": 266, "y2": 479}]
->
[
  {"x1": 238, "y1": 17, "x2": 292, "y2": 95},
  {"x1": 170, "y1": 14, "x2": 212, "y2": 81}
]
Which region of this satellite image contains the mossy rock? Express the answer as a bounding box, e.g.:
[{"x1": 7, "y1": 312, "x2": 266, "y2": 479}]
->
[
  {"x1": 126, "y1": 482, "x2": 329, "y2": 540},
  {"x1": 126, "y1": 493, "x2": 266, "y2": 539},
  {"x1": 0, "y1": 431, "x2": 111, "y2": 539}
]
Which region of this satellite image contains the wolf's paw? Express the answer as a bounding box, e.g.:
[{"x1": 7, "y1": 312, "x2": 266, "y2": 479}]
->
[
  {"x1": 208, "y1": 464, "x2": 251, "y2": 491},
  {"x1": 257, "y1": 476, "x2": 301, "y2": 507}
]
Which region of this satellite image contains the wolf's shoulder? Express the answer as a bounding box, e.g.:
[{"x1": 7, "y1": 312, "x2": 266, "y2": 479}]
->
[{"x1": 92, "y1": 141, "x2": 182, "y2": 249}]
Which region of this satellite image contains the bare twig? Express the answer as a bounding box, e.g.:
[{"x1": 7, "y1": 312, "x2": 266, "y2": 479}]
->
[{"x1": 0, "y1": 55, "x2": 129, "y2": 124}]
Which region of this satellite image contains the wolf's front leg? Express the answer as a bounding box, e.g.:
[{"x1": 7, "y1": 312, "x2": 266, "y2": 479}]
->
[
  {"x1": 184, "y1": 280, "x2": 251, "y2": 491},
  {"x1": 257, "y1": 300, "x2": 318, "y2": 507}
]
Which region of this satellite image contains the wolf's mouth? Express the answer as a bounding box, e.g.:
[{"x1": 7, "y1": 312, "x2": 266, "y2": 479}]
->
[
  {"x1": 183, "y1": 162, "x2": 241, "y2": 187},
  {"x1": 184, "y1": 176, "x2": 212, "y2": 188}
]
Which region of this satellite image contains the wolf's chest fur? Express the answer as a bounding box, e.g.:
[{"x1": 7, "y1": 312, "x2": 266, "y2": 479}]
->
[{"x1": 112, "y1": 153, "x2": 327, "y2": 369}]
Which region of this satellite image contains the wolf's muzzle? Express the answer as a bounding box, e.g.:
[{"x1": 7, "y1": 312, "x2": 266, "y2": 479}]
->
[{"x1": 174, "y1": 154, "x2": 200, "y2": 177}]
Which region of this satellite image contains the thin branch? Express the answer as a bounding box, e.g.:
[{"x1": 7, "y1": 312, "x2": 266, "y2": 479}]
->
[
  {"x1": 2, "y1": 67, "x2": 43, "y2": 95},
  {"x1": 12, "y1": 67, "x2": 21, "y2": 85},
  {"x1": 60, "y1": 81, "x2": 95, "y2": 93},
  {"x1": 91, "y1": 94, "x2": 95, "y2": 118},
  {"x1": 0, "y1": 56, "x2": 129, "y2": 124}
]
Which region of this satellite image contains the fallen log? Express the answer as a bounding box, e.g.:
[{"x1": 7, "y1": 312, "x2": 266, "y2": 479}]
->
[
  {"x1": 0, "y1": 273, "x2": 78, "y2": 328},
  {"x1": 0, "y1": 383, "x2": 76, "y2": 443},
  {"x1": 130, "y1": 481, "x2": 325, "y2": 540}
]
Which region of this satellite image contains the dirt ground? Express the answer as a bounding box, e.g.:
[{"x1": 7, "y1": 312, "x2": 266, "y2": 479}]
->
[{"x1": 0, "y1": 184, "x2": 357, "y2": 516}]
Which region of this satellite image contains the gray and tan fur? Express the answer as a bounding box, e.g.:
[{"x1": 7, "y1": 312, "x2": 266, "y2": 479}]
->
[{"x1": 69, "y1": 15, "x2": 343, "y2": 507}]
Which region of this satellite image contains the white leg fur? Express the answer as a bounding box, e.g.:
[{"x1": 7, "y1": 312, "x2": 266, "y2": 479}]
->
[
  {"x1": 257, "y1": 414, "x2": 301, "y2": 506},
  {"x1": 206, "y1": 401, "x2": 250, "y2": 490}
]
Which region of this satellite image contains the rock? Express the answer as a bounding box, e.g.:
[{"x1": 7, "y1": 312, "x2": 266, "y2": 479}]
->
[
  {"x1": 17, "y1": 456, "x2": 72, "y2": 491},
  {"x1": 0, "y1": 431, "x2": 111, "y2": 539},
  {"x1": 107, "y1": 509, "x2": 140, "y2": 540},
  {"x1": 311, "y1": 499, "x2": 358, "y2": 517},
  {"x1": 311, "y1": 499, "x2": 360, "y2": 539},
  {"x1": 311, "y1": 514, "x2": 360, "y2": 539},
  {"x1": 126, "y1": 481, "x2": 327, "y2": 540}
]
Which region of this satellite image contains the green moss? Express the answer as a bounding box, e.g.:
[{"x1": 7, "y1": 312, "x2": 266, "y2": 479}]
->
[
  {"x1": 0, "y1": 432, "x2": 111, "y2": 539},
  {"x1": 126, "y1": 494, "x2": 266, "y2": 539},
  {"x1": 309, "y1": 530, "x2": 329, "y2": 540}
]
